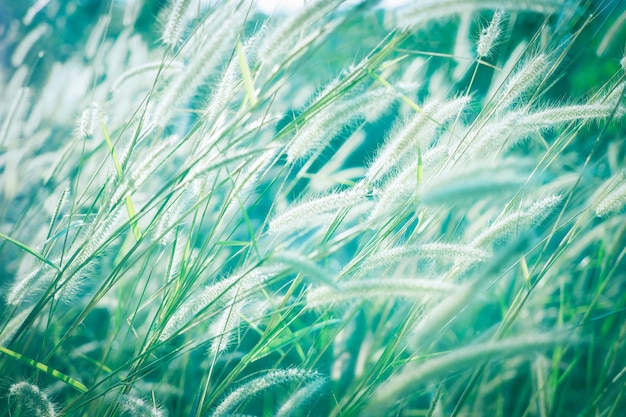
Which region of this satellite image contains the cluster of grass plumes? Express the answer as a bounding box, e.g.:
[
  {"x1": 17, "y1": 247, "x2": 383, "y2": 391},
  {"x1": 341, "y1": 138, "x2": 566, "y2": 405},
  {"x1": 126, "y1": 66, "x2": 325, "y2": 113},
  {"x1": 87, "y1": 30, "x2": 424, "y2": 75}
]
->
[{"x1": 1, "y1": 0, "x2": 625, "y2": 416}]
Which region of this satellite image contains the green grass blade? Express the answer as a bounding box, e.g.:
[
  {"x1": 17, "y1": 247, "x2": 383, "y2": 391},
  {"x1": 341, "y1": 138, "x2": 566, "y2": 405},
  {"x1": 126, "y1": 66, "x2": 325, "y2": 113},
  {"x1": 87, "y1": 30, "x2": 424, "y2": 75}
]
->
[
  {"x1": 237, "y1": 39, "x2": 258, "y2": 107},
  {"x1": 0, "y1": 232, "x2": 60, "y2": 272},
  {"x1": 0, "y1": 346, "x2": 88, "y2": 393},
  {"x1": 100, "y1": 117, "x2": 142, "y2": 241}
]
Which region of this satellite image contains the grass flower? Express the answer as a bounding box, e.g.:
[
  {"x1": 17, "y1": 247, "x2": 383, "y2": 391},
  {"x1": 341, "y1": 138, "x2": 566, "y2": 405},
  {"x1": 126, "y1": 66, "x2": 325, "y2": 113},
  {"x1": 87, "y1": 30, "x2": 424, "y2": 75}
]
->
[{"x1": 8, "y1": 382, "x2": 56, "y2": 417}]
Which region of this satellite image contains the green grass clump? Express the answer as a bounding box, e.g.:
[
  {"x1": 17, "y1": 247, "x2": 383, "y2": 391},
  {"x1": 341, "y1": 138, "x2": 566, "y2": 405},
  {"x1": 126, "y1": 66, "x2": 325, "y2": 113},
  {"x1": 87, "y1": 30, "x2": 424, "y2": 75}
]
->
[{"x1": 1, "y1": 1, "x2": 625, "y2": 416}]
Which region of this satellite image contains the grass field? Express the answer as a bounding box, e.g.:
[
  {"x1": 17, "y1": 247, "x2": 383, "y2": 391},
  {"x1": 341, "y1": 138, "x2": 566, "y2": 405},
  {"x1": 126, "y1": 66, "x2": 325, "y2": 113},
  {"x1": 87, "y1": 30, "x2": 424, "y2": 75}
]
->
[{"x1": 1, "y1": 0, "x2": 625, "y2": 416}]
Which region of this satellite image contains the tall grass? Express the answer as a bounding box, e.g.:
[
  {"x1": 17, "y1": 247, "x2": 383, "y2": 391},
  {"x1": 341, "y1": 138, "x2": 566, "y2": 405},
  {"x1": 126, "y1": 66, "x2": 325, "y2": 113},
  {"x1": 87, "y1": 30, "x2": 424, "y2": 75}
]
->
[{"x1": 1, "y1": 0, "x2": 625, "y2": 416}]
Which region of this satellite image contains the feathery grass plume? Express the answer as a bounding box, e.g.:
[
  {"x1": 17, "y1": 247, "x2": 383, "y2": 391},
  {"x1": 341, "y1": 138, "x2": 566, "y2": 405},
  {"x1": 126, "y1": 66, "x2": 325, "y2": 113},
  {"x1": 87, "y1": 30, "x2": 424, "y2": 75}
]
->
[
  {"x1": 366, "y1": 96, "x2": 470, "y2": 182},
  {"x1": 160, "y1": 0, "x2": 192, "y2": 48},
  {"x1": 204, "y1": 27, "x2": 265, "y2": 127},
  {"x1": 598, "y1": 80, "x2": 626, "y2": 109},
  {"x1": 368, "y1": 332, "x2": 573, "y2": 413},
  {"x1": 77, "y1": 101, "x2": 100, "y2": 138},
  {"x1": 595, "y1": 172, "x2": 626, "y2": 217},
  {"x1": 165, "y1": 235, "x2": 186, "y2": 284},
  {"x1": 207, "y1": 300, "x2": 243, "y2": 356},
  {"x1": 203, "y1": 54, "x2": 242, "y2": 127},
  {"x1": 621, "y1": 54, "x2": 626, "y2": 71},
  {"x1": 467, "y1": 103, "x2": 621, "y2": 158},
  {"x1": 393, "y1": 0, "x2": 563, "y2": 28},
  {"x1": 476, "y1": 9, "x2": 505, "y2": 58},
  {"x1": 6, "y1": 262, "x2": 55, "y2": 306},
  {"x1": 306, "y1": 278, "x2": 458, "y2": 308},
  {"x1": 369, "y1": 145, "x2": 450, "y2": 220},
  {"x1": 275, "y1": 374, "x2": 327, "y2": 417},
  {"x1": 520, "y1": 103, "x2": 624, "y2": 125},
  {"x1": 159, "y1": 277, "x2": 237, "y2": 341},
  {"x1": 417, "y1": 159, "x2": 530, "y2": 205},
  {"x1": 110, "y1": 135, "x2": 178, "y2": 209},
  {"x1": 0, "y1": 307, "x2": 33, "y2": 346},
  {"x1": 8, "y1": 382, "x2": 57, "y2": 417},
  {"x1": 496, "y1": 53, "x2": 549, "y2": 110},
  {"x1": 152, "y1": 4, "x2": 241, "y2": 127},
  {"x1": 258, "y1": 0, "x2": 340, "y2": 73},
  {"x1": 153, "y1": 190, "x2": 191, "y2": 245},
  {"x1": 286, "y1": 88, "x2": 395, "y2": 163},
  {"x1": 117, "y1": 394, "x2": 164, "y2": 417},
  {"x1": 159, "y1": 268, "x2": 273, "y2": 341},
  {"x1": 268, "y1": 187, "x2": 368, "y2": 235},
  {"x1": 472, "y1": 195, "x2": 563, "y2": 246},
  {"x1": 408, "y1": 283, "x2": 477, "y2": 349},
  {"x1": 205, "y1": 268, "x2": 279, "y2": 355},
  {"x1": 210, "y1": 369, "x2": 320, "y2": 417},
  {"x1": 363, "y1": 243, "x2": 490, "y2": 271},
  {"x1": 46, "y1": 185, "x2": 70, "y2": 238},
  {"x1": 57, "y1": 208, "x2": 123, "y2": 301}
]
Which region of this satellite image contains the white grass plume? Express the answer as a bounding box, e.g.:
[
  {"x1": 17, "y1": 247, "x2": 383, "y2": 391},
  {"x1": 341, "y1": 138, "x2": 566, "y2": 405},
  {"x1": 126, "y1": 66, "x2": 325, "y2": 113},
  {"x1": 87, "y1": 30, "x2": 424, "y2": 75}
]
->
[
  {"x1": 152, "y1": 4, "x2": 241, "y2": 127},
  {"x1": 6, "y1": 262, "x2": 55, "y2": 306},
  {"x1": 366, "y1": 96, "x2": 470, "y2": 182},
  {"x1": 159, "y1": 268, "x2": 273, "y2": 341},
  {"x1": 472, "y1": 195, "x2": 563, "y2": 247},
  {"x1": 1, "y1": 86, "x2": 31, "y2": 146},
  {"x1": 223, "y1": 145, "x2": 279, "y2": 222},
  {"x1": 210, "y1": 368, "x2": 320, "y2": 417},
  {"x1": 117, "y1": 394, "x2": 165, "y2": 417},
  {"x1": 476, "y1": 9, "x2": 505, "y2": 59},
  {"x1": 207, "y1": 300, "x2": 243, "y2": 356},
  {"x1": 368, "y1": 332, "x2": 573, "y2": 412},
  {"x1": 77, "y1": 101, "x2": 100, "y2": 139},
  {"x1": 467, "y1": 103, "x2": 620, "y2": 158},
  {"x1": 275, "y1": 374, "x2": 327, "y2": 417},
  {"x1": 394, "y1": 0, "x2": 563, "y2": 28},
  {"x1": 160, "y1": 0, "x2": 192, "y2": 48},
  {"x1": 363, "y1": 243, "x2": 490, "y2": 271},
  {"x1": 10, "y1": 24, "x2": 48, "y2": 67},
  {"x1": 306, "y1": 278, "x2": 458, "y2": 308},
  {"x1": 8, "y1": 382, "x2": 57, "y2": 417},
  {"x1": 286, "y1": 88, "x2": 395, "y2": 163},
  {"x1": 595, "y1": 172, "x2": 626, "y2": 217},
  {"x1": 159, "y1": 277, "x2": 238, "y2": 341},
  {"x1": 110, "y1": 135, "x2": 179, "y2": 209},
  {"x1": 496, "y1": 53, "x2": 549, "y2": 110},
  {"x1": 268, "y1": 187, "x2": 368, "y2": 235},
  {"x1": 258, "y1": 0, "x2": 340, "y2": 73},
  {"x1": 417, "y1": 159, "x2": 530, "y2": 205},
  {"x1": 368, "y1": 145, "x2": 450, "y2": 221}
]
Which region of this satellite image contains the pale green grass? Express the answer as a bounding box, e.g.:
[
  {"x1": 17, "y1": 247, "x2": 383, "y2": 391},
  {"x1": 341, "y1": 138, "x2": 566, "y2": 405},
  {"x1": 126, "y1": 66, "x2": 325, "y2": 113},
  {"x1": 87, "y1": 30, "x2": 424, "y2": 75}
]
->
[{"x1": 0, "y1": 1, "x2": 625, "y2": 416}]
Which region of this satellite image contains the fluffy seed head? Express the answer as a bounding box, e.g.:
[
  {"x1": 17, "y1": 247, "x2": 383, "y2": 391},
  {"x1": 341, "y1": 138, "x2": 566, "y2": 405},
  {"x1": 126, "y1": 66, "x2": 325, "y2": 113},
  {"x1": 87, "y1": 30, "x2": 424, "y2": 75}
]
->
[
  {"x1": 118, "y1": 394, "x2": 164, "y2": 417},
  {"x1": 498, "y1": 53, "x2": 549, "y2": 109},
  {"x1": 595, "y1": 174, "x2": 626, "y2": 218},
  {"x1": 268, "y1": 187, "x2": 367, "y2": 235},
  {"x1": 8, "y1": 382, "x2": 56, "y2": 417},
  {"x1": 210, "y1": 369, "x2": 320, "y2": 417},
  {"x1": 160, "y1": 0, "x2": 191, "y2": 47},
  {"x1": 78, "y1": 101, "x2": 100, "y2": 138},
  {"x1": 477, "y1": 9, "x2": 505, "y2": 58}
]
